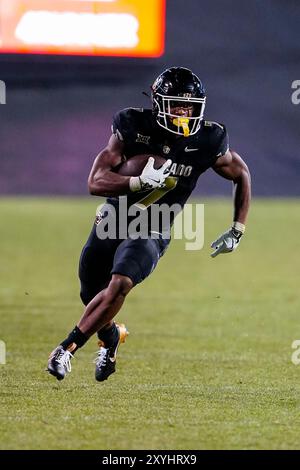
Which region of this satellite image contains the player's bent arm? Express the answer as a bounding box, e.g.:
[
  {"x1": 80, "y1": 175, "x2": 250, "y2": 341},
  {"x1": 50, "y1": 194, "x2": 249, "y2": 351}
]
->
[
  {"x1": 88, "y1": 134, "x2": 131, "y2": 197},
  {"x1": 88, "y1": 134, "x2": 172, "y2": 196},
  {"x1": 209, "y1": 149, "x2": 251, "y2": 258},
  {"x1": 212, "y1": 149, "x2": 251, "y2": 225}
]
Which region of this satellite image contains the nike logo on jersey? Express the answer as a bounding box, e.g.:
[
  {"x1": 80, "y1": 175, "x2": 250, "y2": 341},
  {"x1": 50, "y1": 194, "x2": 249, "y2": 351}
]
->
[{"x1": 184, "y1": 147, "x2": 199, "y2": 152}]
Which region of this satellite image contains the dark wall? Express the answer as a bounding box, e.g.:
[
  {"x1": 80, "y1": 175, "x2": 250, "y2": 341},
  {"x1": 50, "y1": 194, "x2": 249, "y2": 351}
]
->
[{"x1": 0, "y1": 0, "x2": 299, "y2": 196}]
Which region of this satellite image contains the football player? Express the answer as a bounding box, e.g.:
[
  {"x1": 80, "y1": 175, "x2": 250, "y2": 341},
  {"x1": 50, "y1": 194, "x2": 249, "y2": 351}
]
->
[{"x1": 47, "y1": 67, "x2": 251, "y2": 382}]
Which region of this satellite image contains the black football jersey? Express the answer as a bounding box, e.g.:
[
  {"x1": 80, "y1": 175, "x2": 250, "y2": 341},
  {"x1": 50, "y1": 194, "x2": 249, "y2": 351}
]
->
[{"x1": 107, "y1": 107, "x2": 228, "y2": 225}]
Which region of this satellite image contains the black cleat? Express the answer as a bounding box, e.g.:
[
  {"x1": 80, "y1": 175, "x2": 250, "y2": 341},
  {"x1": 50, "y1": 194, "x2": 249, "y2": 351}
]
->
[
  {"x1": 47, "y1": 346, "x2": 73, "y2": 381},
  {"x1": 94, "y1": 323, "x2": 128, "y2": 382}
]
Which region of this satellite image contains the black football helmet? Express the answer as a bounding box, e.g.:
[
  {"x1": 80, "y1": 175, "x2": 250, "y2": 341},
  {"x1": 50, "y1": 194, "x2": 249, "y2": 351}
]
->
[{"x1": 151, "y1": 67, "x2": 206, "y2": 137}]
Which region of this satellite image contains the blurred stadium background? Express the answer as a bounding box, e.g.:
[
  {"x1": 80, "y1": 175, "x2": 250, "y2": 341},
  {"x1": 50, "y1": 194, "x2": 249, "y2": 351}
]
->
[
  {"x1": 1, "y1": 0, "x2": 299, "y2": 196},
  {"x1": 1, "y1": 0, "x2": 300, "y2": 450}
]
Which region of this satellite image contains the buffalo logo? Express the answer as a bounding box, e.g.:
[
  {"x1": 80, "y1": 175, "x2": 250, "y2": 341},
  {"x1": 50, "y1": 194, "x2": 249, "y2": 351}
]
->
[
  {"x1": 152, "y1": 75, "x2": 163, "y2": 91},
  {"x1": 95, "y1": 214, "x2": 103, "y2": 226},
  {"x1": 95, "y1": 210, "x2": 108, "y2": 225}
]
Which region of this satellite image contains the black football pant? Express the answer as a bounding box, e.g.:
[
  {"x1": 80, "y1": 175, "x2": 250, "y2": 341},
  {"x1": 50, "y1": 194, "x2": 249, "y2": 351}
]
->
[{"x1": 79, "y1": 223, "x2": 169, "y2": 306}]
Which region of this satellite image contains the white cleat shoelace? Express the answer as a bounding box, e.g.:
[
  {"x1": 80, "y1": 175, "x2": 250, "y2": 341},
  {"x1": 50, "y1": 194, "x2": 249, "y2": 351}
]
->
[
  {"x1": 56, "y1": 349, "x2": 73, "y2": 373},
  {"x1": 94, "y1": 347, "x2": 108, "y2": 368}
]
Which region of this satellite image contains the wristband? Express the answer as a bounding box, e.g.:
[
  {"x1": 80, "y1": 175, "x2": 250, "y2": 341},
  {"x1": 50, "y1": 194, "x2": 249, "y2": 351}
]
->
[
  {"x1": 232, "y1": 221, "x2": 246, "y2": 234},
  {"x1": 129, "y1": 176, "x2": 141, "y2": 192}
]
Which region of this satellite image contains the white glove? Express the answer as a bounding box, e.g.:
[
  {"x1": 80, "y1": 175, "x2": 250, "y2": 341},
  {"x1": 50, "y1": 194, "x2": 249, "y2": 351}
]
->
[
  {"x1": 211, "y1": 227, "x2": 243, "y2": 258},
  {"x1": 129, "y1": 157, "x2": 172, "y2": 192}
]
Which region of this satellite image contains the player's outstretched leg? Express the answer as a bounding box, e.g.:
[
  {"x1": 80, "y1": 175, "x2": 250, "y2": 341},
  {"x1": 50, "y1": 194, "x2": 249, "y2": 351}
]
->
[
  {"x1": 78, "y1": 274, "x2": 133, "y2": 382},
  {"x1": 94, "y1": 322, "x2": 129, "y2": 382},
  {"x1": 78, "y1": 274, "x2": 133, "y2": 336},
  {"x1": 89, "y1": 236, "x2": 168, "y2": 382},
  {"x1": 47, "y1": 274, "x2": 133, "y2": 381}
]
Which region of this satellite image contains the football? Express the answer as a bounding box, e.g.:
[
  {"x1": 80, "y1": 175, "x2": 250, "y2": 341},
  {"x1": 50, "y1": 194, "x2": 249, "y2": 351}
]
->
[{"x1": 116, "y1": 154, "x2": 167, "y2": 176}]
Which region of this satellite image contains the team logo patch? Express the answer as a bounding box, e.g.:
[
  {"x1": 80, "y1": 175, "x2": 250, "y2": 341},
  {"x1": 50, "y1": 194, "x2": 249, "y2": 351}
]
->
[
  {"x1": 95, "y1": 213, "x2": 103, "y2": 225},
  {"x1": 95, "y1": 210, "x2": 109, "y2": 226},
  {"x1": 163, "y1": 145, "x2": 171, "y2": 154},
  {"x1": 136, "y1": 133, "x2": 150, "y2": 145}
]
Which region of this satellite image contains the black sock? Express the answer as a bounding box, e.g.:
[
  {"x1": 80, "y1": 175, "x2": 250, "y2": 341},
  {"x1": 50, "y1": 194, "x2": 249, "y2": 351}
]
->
[
  {"x1": 97, "y1": 322, "x2": 118, "y2": 348},
  {"x1": 60, "y1": 326, "x2": 88, "y2": 354}
]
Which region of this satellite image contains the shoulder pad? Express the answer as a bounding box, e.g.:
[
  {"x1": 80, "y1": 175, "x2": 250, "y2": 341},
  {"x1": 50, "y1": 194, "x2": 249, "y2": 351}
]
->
[
  {"x1": 112, "y1": 108, "x2": 151, "y2": 143},
  {"x1": 131, "y1": 107, "x2": 144, "y2": 113}
]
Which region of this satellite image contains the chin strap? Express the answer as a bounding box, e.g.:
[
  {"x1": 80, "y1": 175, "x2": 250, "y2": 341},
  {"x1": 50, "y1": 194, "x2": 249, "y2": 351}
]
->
[{"x1": 172, "y1": 117, "x2": 190, "y2": 137}]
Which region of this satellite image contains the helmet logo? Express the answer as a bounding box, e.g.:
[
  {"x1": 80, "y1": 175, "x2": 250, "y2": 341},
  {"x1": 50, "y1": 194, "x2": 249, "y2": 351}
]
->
[{"x1": 152, "y1": 76, "x2": 163, "y2": 91}]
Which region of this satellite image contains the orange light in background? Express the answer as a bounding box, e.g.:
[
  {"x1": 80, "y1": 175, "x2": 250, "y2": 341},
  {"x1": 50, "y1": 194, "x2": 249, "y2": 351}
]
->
[{"x1": 0, "y1": 0, "x2": 166, "y2": 57}]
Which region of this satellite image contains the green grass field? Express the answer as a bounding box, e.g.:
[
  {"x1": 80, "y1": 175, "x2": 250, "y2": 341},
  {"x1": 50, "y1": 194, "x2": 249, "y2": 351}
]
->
[{"x1": 1, "y1": 197, "x2": 300, "y2": 450}]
